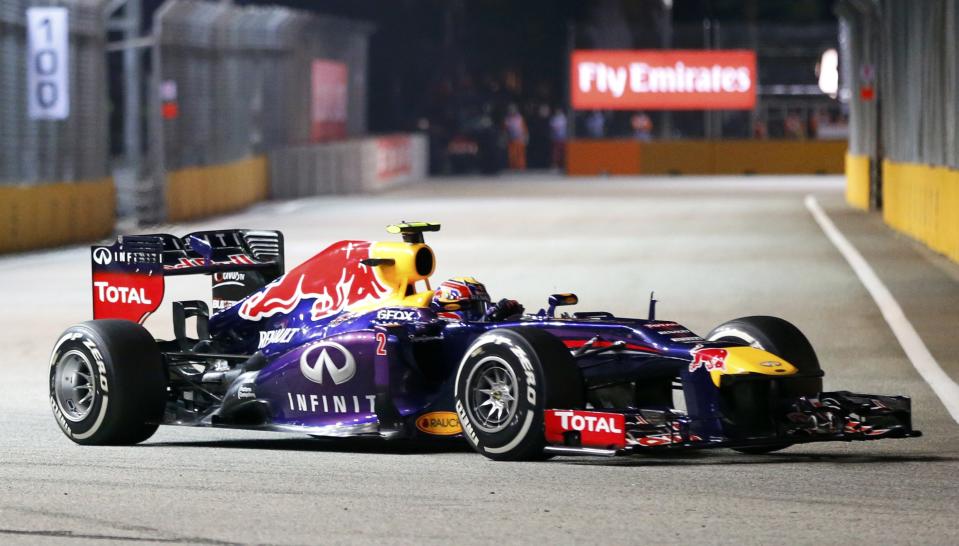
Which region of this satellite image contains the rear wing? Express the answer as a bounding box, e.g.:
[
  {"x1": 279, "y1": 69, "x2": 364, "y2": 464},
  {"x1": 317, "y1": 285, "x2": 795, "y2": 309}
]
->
[{"x1": 91, "y1": 230, "x2": 284, "y2": 323}]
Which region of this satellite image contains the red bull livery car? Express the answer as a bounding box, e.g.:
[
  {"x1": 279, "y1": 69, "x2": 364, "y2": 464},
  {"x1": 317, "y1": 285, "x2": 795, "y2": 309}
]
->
[{"x1": 49, "y1": 223, "x2": 920, "y2": 460}]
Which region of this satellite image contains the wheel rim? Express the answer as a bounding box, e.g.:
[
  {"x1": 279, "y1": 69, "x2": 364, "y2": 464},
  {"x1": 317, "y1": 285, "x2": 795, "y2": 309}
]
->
[
  {"x1": 54, "y1": 350, "x2": 97, "y2": 422},
  {"x1": 465, "y1": 356, "x2": 519, "y2": 433}
]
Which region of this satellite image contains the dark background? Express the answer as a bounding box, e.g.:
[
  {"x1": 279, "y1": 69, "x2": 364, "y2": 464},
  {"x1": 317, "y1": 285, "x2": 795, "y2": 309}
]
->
[{"x1": 130, "y1": 0, "x2": 837, "y2": 134}]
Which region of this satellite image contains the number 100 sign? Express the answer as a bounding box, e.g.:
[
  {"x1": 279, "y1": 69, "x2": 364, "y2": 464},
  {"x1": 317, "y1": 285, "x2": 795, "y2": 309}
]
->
[{"x1": 27, "y1": 7, "x2": 69, "y2": 120}]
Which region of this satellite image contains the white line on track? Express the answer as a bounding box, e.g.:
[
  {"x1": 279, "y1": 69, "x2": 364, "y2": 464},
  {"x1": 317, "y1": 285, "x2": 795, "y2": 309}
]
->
[{"x1": 805, "y1": 195, "x2": 959, "y2": 424}]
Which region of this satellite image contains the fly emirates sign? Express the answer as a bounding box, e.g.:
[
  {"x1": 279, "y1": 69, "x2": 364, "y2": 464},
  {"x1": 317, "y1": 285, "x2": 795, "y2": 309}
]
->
[{"x1": 572, "y1": 50, "x2": 757, "y2": 110}]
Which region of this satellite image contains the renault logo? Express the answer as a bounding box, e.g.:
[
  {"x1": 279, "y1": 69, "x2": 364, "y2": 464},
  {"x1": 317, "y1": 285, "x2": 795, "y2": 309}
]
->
[{"x1": 299, "y1": 341, "x2": 356, "y2": 385}]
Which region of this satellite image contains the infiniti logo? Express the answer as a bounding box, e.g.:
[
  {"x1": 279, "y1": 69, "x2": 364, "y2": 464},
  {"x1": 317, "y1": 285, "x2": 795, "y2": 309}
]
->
[
  {"x1": 300, "y1": 342, "x2": 356, "y2": 385},
  {"x1": 92, "y1": 247, "x2": 112, "y2": 265}
]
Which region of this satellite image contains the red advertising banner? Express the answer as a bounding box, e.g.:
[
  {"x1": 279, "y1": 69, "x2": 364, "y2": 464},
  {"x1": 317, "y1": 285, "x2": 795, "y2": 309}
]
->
[
  {"x1": 311, "y1": 59, "x2": 348, "y2": 141},
  {"x1": 375, "y1": 136, "x2": 413, "y2": 183},
  {"x1": 571, "y1": 50, "x2": 757, "y2": 110}
]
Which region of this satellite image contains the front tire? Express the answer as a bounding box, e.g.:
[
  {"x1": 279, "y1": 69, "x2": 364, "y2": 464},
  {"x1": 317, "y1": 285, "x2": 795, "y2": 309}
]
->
[
  {"x1": 49, "y1": 320, "x2": 167, "y2": 445},
  {"x1": 707, "y1": 316, "x2": 822, "y2": 454},
  {"x1": 454, "y1": 328, "x2": 583, "y2": 461}
]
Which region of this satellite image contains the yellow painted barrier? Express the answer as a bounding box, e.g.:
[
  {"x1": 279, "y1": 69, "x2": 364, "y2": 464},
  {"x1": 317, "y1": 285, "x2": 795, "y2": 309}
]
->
[
  {"x1": 845, "y1": 153, "x2": 870, "y2": 210},
  {"x1": 0, "y1": 178, "x2": 115, "y2": 254},
  {"x1": 712, "y1": 140, "x2": 846, "y2": 174},
  {"x1": 165, "y1": 155, "x2": 268, "y2": 222},
  {"x1": 882, "y1": 160, "x2": 959, "y2": 263},
  {"x1": 566, "y1": 140, "x2": 847, "y2": 176}
]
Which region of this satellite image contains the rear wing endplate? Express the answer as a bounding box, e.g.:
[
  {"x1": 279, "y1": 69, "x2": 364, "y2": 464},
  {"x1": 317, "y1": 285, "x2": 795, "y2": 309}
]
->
[{"x1": 91, "y1": 230, "x2": 284, "y2": 323}]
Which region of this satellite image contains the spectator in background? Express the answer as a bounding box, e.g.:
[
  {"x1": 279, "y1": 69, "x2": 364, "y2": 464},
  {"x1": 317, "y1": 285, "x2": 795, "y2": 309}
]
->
[
  {"x1": 550, "y1": 107, "x2": 567, "y2": 169},
  {"x1": 753, "y1": 119, "x2": 768, "y2": 139},
  {"x1": 586, "y1": 110, "x2": 605, "y2": 138},
  {"x1": 505, "y1": 104, "x2": 527, "y2": 170},
  {"x1": 630, "y1": 112, "x2": 653, "y2": 141},
  {"x1": 527, "y1": 104, "x2": 552, "y2": 169},
  {"x1": 784, "y1": 112, "x2": 806, "y2": 139}
]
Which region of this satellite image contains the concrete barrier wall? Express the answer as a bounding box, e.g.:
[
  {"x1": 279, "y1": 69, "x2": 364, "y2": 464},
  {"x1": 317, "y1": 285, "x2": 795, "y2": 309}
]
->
[
  {"x1": 269, "y1": 134, "x2": 428, "y2": 199},
  {"x1": 0, "y1": 179, "x2": 115, "y2": 254},
  {"x1": 567, "y1": 140, "x2": 847, "y2": 176},
  {"x1": 165, "y1": 156, "x2": 269, "y2": 223},
  {"x1": 845, "y1": 153, "x2": 870, "y2": 210},
  {"x1": 882, "y1": 160, "x2": 959, "y2": 263}
]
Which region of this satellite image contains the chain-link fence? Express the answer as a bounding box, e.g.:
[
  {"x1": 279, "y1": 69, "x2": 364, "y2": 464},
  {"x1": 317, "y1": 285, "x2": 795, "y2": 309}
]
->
[
  {"x1": 840, "y1": 0, "x2": 959, "y2": 262},
  {"x1": 141, "y1": 0, "x2": 373, "y2": 222},
  {"x1": 152, "y1": 0, "x2": 371, "y2": 170},
  {"x1": 842, "y1": 0, "x2": 959, "y2": 169},
  {"x1": 0, "y1": 0, "x2": 110, "y2": 185},
  {"x1": 880, "y1": 1, "x2": 958, "y2": 169},
  {"x1": 839, "y1": 0, "x2": 959, "y2": 189}
]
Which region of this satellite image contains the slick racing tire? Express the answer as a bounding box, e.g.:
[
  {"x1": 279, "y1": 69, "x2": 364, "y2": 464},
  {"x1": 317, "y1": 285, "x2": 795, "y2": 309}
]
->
[
  {"x1": 454, "y1": 328, "x2": 584, "y2": 461},
  {"x1": 49, "y1": 320, "x2": 167, "y2": 445},
  {"x1": 707, "y1": 316, "x2": 822, "y2": 455}
]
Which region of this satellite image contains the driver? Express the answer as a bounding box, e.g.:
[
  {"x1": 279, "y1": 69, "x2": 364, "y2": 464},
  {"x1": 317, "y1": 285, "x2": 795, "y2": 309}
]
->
[{"x1": 431, "y1": 277, "x2": 524, "y2": 322}]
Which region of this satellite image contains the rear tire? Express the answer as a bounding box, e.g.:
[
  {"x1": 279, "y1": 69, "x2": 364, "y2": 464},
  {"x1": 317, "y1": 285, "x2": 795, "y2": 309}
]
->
[
  {"x1": 454, "y1": 328, "x2": 583, "y2": 461},
  {"x1": 707, "y1": 316, "x2": 822, "y2": 454},
  {"x1": 49, "y1": 320, "x2": 167, "y2": 445}
]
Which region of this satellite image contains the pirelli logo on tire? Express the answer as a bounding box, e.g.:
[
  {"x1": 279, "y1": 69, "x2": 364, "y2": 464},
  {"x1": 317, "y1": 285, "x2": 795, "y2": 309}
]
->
[{"x1": 415, "y1": 411, "x2": 462, "y2": 436}]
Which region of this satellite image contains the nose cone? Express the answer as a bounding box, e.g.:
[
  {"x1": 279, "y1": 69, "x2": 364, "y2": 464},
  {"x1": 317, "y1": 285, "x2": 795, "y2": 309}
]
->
[{"x1": 703, "y1": 346, "x2": 798, "y2": 387}]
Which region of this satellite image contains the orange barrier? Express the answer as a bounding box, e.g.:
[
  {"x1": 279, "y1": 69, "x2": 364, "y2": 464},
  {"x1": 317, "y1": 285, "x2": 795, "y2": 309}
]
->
[
  {"x1": 0, "y1": 178, "x2": 115, "y2": 254},
  {"x1": 566, "y1": 139, "x2": 847, "y2": 176},
  {"x1": 566, "y1": 140, "x2": 641, "y2": 175},
  {"x1": 165, "y1": 155, "x2": 268, "y2": 222}
]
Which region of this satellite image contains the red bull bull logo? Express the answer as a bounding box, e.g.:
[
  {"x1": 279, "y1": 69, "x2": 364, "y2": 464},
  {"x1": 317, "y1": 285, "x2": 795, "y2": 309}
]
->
[
  {"x1": 688, "y1": 347, "x2": 728, "y2": 373},
  {"x1": 238, "y1": 241, "x2": 390, "y2": 321}
]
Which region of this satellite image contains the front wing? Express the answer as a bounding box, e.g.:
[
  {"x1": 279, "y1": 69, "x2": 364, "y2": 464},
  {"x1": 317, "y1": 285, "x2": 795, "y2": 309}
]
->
[{"x1": 542, "y1": 391, "x2": 921, "y2": 456}]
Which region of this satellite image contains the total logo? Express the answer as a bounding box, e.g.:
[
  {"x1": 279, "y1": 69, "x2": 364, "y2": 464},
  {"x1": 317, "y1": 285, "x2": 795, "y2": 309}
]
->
[
  {"x1": 543, "y1": 409, "x2": 626, "y2": 449},
  {"x1": 375, "y1": 309, "x2": 417, "y2": 322},
  {"x1": 551, "y1": 410, "x2": 623, "y2": 434},
  {"x1": 299, "y1": 341, "x2": 356, "y2": 385},
  {"x1": 258, "y1": 328, "x2": 297, "y2": 348},
  {"x1": 93, "y1": 281, "x2": 153, "y2": 304}
]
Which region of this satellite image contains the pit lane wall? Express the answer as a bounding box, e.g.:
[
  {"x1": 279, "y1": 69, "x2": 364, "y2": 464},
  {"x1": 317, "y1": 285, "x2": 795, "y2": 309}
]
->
[
  {"x1": 882, "y1": 161, "x2": 959, "y2": 263},
  {"x1": 840, "y1": 1, "x2": 959, "y2": 263},
  {"x1": 566, "y1": 140, "x2": 846, "y2": 175}
]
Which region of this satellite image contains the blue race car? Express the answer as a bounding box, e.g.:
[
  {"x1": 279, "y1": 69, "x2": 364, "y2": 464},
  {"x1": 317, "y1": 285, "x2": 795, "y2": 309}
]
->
[{"x1": 50, "y1": 223, "x2": 920, "y2": 460}]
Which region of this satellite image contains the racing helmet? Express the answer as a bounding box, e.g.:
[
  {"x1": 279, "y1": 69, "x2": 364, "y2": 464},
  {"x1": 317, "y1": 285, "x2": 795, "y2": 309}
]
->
[{"x1": 431, "y1": 277, "x2": 491, "y2": 321}]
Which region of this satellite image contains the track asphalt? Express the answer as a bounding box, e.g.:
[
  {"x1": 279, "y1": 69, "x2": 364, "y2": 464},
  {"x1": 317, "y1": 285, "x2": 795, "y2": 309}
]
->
[{"x1": 1, "y1": 174, "x2": 956, "y2": 545}]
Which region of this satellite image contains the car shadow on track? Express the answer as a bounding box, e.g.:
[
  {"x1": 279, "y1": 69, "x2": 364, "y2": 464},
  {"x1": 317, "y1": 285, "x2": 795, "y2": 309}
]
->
[
  {"x1": 144, "y1": 438, "x2": 956, "y2": 466},
  {"x1": 145, "y1": 436, "x2": 476, "y2": 455},
  {"x1": 557, "y1": 452, "x2": 958, "y2": 467}
]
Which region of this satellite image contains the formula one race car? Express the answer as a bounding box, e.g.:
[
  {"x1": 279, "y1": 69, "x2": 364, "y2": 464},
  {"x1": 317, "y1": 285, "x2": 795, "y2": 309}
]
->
[{"x1": 49, "y1": 223, "x2": 920, "y2": 460}]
